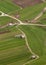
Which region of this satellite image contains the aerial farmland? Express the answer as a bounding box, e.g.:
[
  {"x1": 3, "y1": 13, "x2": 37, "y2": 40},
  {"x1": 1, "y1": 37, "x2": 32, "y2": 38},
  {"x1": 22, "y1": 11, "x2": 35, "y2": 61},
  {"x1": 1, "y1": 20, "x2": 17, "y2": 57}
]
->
[{"x1": 0, "y1": 0, "x2": 46, "y2": 65}]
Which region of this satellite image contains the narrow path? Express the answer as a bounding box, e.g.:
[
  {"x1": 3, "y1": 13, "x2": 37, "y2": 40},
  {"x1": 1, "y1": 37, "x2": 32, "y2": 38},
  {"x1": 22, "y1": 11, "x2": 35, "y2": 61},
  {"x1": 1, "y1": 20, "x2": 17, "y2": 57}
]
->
[
  {"x1": 0, "y1": 23, "x2": 46, "y2": 29},
  {"x1": 0, "y1": 11, "x2": 23, "y2": 24},
  {"x1": 0, "y1": 9, "x2": 46, "y2": 65},
  {"x1": 0, "y1": 10, "x2": 46, "y2": 27},
  {"x1": 16, "y1": 26, "x2": 39, "y2": 65},
  {"x1": 33, "y1": 12, "x2": 43, "y2": 21},
  {"x1": 16, "y1": 26, "x2": 34, "y2": 54},
  {"x1": 31, "y1": 7, "x2": 46, "y2": 23},
  {"x1": 18, "y1": 23, "x2": 46, "y2": 26},
  {"x1": 7, "y1": 15, "x2": 23, "y2": 24},
  {"x1": 41, "y1": 0, "x2": 46, "y2": 2}
]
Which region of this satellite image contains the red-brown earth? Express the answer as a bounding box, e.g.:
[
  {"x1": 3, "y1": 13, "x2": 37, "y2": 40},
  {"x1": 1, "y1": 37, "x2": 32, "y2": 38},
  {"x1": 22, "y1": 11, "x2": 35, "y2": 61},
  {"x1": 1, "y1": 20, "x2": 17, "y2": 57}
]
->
[{"x1": 13, "y1": 0, "x2": 42, "y2": 8}]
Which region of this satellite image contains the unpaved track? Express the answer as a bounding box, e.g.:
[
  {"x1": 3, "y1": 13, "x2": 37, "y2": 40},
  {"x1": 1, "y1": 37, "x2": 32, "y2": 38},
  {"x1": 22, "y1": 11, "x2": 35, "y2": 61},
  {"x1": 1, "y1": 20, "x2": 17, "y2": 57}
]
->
[
  {"x1": 16, "y1": 26, "x2": 39, "y2": 65},
  {"x1": 0, "y1": 10, "x2": 46, "y2": 27},
  {"x1": 31, "y1": 7, "x2": 46, "y2": 23},
  {"x1": 18, "y1": 23, "x2": 46, "y2": 26},
  {"x1": 0, "y1": 11, "x2": 22, "y2": 24},
  {"x1": 1, "y1": 23, "x2": 46, "y2": 29},
  {"x1": 7, "y1": 15, "x2": 23, "y2": 24},
  {"x1": 32, "y1": 12, "x2": 43, "y2": 21},
  {"x1": 41, "y1": 0, "x2": 46, "y2": 2},
  {"x1": 0, "y1": 9, "x2": 46, "y2": 65},
  {"x1": 16, "y1": 26, "x2": 34, "y2": 54}
]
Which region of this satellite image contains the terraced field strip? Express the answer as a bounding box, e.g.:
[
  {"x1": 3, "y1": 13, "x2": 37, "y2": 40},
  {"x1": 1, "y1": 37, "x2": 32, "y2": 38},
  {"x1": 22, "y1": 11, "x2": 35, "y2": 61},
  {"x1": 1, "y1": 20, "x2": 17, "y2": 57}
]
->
[{"x1": 0, "y1": 25, "x2": 31, "y2": 65}]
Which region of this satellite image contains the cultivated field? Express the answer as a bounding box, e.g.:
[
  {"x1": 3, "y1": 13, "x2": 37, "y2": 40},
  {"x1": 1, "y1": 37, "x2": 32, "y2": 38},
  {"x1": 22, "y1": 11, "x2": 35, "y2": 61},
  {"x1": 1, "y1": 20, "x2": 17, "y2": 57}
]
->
[
  {"x1": 37, "y1": 12, "x2": 46, "y2": 24},
  {"x1": 19, "y1": 25, "x2": 46, "y2": 65},
  {"x1": 19, "y1": 3, "x2": 46, "y2": 21},
  {"x1": 0, "y1": 0, "x2": 21, "y2": 15},
  {"x1": 0, "y1": 26, "x2": 31, "y2": 65},
  {"x1": 0, "y1": 0, "x2": 46, "y2": 65}
]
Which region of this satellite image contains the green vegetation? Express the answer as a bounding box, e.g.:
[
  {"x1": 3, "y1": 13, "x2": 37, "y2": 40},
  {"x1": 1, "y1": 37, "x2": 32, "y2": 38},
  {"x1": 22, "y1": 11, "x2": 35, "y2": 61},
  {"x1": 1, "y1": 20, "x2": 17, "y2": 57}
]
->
[
  {"x1": 0, "y1": 26, "x2": 31, "y2": 65},
  {"x1": 0, "y1": 16, "x2": 18, "y2": 26},
  {"x1": 19, "y1": 3, "x2": 46, "y2": 21},
  {"x1": 0, "y1": 0, "x2": 20, "y2": 15},
  {"x1": 0, "y1": 13, "x2": 2, "y2": 15},
  {"x1": 0, "y1": 0, "x2": 46, "y2": 65},
  {"x1": 37, "y1": 12, "x2": 46, "y2": 24},
  {"x1": 19, "y1": 25, "x2": 46, "y2": 65}
]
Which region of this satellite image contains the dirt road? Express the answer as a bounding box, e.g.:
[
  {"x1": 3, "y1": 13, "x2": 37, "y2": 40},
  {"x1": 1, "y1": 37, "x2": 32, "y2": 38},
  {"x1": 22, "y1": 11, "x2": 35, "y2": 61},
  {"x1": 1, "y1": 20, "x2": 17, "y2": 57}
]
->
[
  {"x1": 16, "y1": 26, "x2": 39, "y2": 65},
  {"x1": 0, "y1": 10, "x2": 46, "y2": 65}
]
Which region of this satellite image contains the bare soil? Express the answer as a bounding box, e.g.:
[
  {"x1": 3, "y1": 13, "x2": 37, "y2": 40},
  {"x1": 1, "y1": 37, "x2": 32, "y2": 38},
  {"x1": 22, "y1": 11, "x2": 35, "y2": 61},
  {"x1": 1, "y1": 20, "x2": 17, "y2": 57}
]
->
[{"x1": 13, "y1": 0, "x2": 42, "y2": 8}]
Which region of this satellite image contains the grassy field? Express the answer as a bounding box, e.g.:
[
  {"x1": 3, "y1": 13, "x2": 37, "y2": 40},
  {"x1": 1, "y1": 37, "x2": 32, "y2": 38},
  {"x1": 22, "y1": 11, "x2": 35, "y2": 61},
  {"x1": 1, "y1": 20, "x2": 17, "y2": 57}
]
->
[
  {"x1": 37, "y1": 12, "x2": 46, "y2": 24},
  {"x1": 0, "y1": 26, "x2": 31, "y2": 65},
  {"x1": 0, "y1": 0, "x2": 21, "y2": 15},
  {"x1": 0, "y1": 0, "x2": 46, "y2": 65},
  {"x1": 19, "y1": 2, "x2": 46, "y2": 22},
  {"x1": 19, "y1": 25, "x2": 46, "y2": 65},
  {"x1": 0, "y1": 16, "x2": 18, "y2": 26}
]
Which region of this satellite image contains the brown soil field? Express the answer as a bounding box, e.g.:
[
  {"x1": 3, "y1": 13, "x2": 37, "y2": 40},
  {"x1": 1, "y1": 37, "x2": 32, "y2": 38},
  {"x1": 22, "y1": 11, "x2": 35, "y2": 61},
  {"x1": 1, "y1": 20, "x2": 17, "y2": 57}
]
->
[{"x1": 13, "y1": 0, "x2": 42, "y2": 8}]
